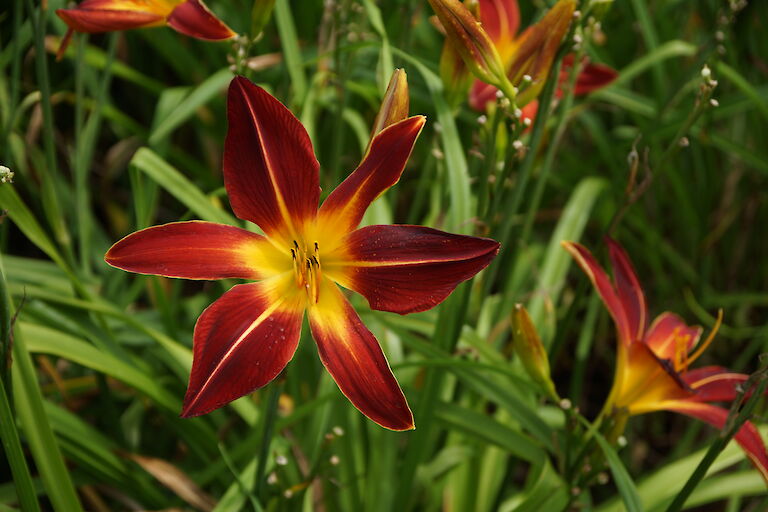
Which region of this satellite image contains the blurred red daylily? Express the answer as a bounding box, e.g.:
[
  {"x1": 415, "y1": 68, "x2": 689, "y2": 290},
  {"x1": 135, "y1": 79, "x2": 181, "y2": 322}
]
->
[
  {"x1": 106, "y1": 76, "x2": 499, "y2": 430},
  {"x1": 56, "y1": 0, "x2": 235, "y2": 58},
  {"x1": 563, "y1": 239, "x2": 768, "y2": 482},
  {"x1": 468, "y1": 0, "x2": 617, "y2": 111}
]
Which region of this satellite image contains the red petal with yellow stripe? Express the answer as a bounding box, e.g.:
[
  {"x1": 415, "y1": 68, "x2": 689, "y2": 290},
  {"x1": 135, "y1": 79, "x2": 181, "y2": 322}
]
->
[
  {"x1": 318, "y1": 116, "x2": 425, "y2": 236},
  {"x1": 644, "y1": 312, "x2": 702, "y2": 361},
  {"x1": 308, "y1": 280, "x2": 413, "y2": 431},
  {"x1": 333, "y1": 225, "x2": 499, "y2": 314},
  {"x1": 224, "y1": 77, "x2": 320, "y2": 240},
  {"x1": 478, "y1": 0, "x2": 520, "y2": 58},
  {"x1": 56, "y1": 6, "x2": 165, "y2": 33},
  {"x1": 167, "y1": 0, "x2": 236, "y2": 40},
  {"x1": 105, "y1": 221, "x2": 280, "y2": 280},
  {"x1": 667, "y1": 401, "x2": 768, "y2": 483},
  {"x1": 606, "y1": 238, "x2": 647, "y2": 343},
  {"x1": 562, "y1": 241, "x2": 632, "y2": 345},
  {"x1": 181, "y1": 280, "x2": 304, "y2": 417},
  {"x1": 684, "y1": 367, "x2": 749, "y2": 402}
]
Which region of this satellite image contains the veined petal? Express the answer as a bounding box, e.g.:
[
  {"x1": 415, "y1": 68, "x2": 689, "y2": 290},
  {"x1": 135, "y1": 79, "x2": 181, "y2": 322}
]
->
[
  {"x1": 317, "y1": 116, "x2": 425, "y2": 241},
  {"x1": 224, "y1": 77, "x2": 320, "y2": 241},
  {"x1": 181, "y1": 278, "x2": 305, "y2": 417},
  {"x1": 167, "y1": 0, "x2": 236, "y2": 40},
  {"x1": 685, "y1": 366, "x2": 750, "y2": 403},
  {"x1": 308, "y1": 279, "x2": 413, "y2": 430},
  {"x1": 479, "y1": 0, "x2": 520, "y2": 62},
  {"x1": 105, "y1": 221, "x2": 287, "y2": 280},
  {"x1": 329, "y1": 225, "x2": 498, "y2": 314},
  {"x1": 614, "y1": 342, "x2": 690, "y2": 414},
  {"x1": 606, "y1": 238, "x2": 647, "y2": 342},
  {"x1": 562, "y1": 241, "x2": 632, "y2": 345},
  {"x1": 56, "y1": 5, "x2": 166, "y2": 33},
  {"x1": 645, "y1": 312, "x2": 702, "y2": 361},
  {"x1": 666, "y1": 401, "x2": 768, "y2": 483}
]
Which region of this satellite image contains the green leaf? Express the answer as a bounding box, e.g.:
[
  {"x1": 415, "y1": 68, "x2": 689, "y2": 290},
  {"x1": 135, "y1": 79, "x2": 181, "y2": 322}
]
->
[
  {"x1": 526, "y1": 177, "x2": 606, "y2": 345},
  {"x1": 149, "y1": 68, "x2": 233, "y2": 145},
  {"x1": 129, "y1": 147, "x2": 237, "y2": 226}
]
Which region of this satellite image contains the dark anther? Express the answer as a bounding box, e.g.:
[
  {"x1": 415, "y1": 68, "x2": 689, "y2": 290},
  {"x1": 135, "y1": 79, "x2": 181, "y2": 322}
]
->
[
  {"x1": 306, "y1": 259, "x2": 311, "y2": 269},
  {"x1": 312, "y1": 255, "x2": 319, "y2": 265},
  {"x1": 314, "y1": 242, "x2": 319, "y2": 251},
  {"x1": 293, "y1": 240, "x2": 299, "y2": 249},
  {"x1": 290, "y1": 249, "x2": 296, "y2": 259}
]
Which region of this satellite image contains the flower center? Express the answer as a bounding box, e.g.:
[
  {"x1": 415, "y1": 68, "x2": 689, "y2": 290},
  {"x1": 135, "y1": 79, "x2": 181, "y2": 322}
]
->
[{"x1": 290, "y1": 240, "x2": 321, "y2": 303}]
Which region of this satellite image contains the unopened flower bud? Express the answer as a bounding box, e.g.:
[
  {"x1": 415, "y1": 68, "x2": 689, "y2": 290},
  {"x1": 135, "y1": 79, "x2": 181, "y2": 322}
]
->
[
  {"x1": 369, "y1": 69, "x2": 410, "y2": 148},
  {"x1": 511, "y1": 304, "x2": 558, "y2": 400},
  {"x1": 429, "y1": 0, "x2": 516, "y2": 99}
]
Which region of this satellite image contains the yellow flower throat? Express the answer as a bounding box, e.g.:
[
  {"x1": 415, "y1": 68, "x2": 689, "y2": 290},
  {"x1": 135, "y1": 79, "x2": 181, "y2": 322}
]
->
[{"x1": 291, "y1": 240, "x2": 322, "y2": 304}]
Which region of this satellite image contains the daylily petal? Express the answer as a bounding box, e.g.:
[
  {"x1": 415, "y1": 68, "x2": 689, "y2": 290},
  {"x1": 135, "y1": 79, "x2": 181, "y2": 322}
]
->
[
  {"x1": 370, "y1": 68, "x2": 410, "y2": 139},
  {"x1": 666, "y1": 401, "x2": 768, "y2": 483},
  {"x1": 317, "y1": 116, "x2": 425, "y2": 240},
  {"x1": 56, "y1": 0, "x2": 167, "y2": 33},
  {"x1": 181, "y1": 278, "x2": 304, "y2": 417},
  {"x1": 644, "y1": 312, "x2": 703, "y2": 361},
  {"x1": 105, "y1": 221, "x2": 286, "y2": 280},
  {"x1": 468, "y1": 79, "x2": 498, "y2": 111},
  {"x1": 224, "y1": 77, "x2": 320, "y2": 241},
  {"x1": 614, "y1": 342, "x2": 691, "y2": 414},
  {"x1": 570, "y1": 59, "x2": 618, "y2": 96},
  {"x1": 683, "y1": 366, "x2": 751, "y2": 403},
  {"x1": 606, "y1": 238, "x2": 647, "y2": 342},
  {"x1": 167, "y1": 0, "x2": 236, "y2": 40},
  {"x1": 507, "y1": 0, "x2": 575, "y2": 106},
  {"x1": 479, "y1": 0, "x2": 520, "y2": 61},
  {"x1": 329, "y1": 225, "x2": 498, "y2": 314},
  {"x1": 562, "y1": 241, "x2": 632, "y2": 345},
  {"x1": 308, "y1": 279, "x2": 413, "y2": 430}
]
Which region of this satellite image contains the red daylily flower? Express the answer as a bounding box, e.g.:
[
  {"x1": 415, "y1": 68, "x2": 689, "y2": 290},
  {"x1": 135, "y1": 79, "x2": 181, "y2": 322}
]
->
[
  {"x1": 56, "y1": 0, "x2": 235, "y2": 58},
  {"x1": 563, "y1": 239, "x2": 768, "y2": 482},
  {"x1": 468, "y1": 0, "x2": 617, "y2": 112},
  {"x1": 106, "y1": 76, "x2": 499, "y2": 430}
]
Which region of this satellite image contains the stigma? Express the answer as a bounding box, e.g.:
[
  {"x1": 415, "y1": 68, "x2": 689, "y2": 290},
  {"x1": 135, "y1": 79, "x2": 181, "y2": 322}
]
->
[{"x1": 291, "y1": 240, "x2": 321, "y2": 303}]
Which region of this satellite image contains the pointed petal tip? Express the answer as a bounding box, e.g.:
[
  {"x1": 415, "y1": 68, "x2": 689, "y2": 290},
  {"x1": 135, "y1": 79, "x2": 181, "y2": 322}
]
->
[{"x1": 167, "y1": 0, "x2": 237, "y2": 41}]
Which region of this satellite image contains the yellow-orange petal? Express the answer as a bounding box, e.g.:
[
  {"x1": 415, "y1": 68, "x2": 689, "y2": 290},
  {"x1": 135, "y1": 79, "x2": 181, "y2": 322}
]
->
[
  {"x1": 105, "y1": 221, "x2": 287, "y2": 280},
  {"x1": 182, "y1": 277, "x2": 305, "y2": 417},
  {"x1": 308, "y1": 279, "x2": 413, "y2": 430}
]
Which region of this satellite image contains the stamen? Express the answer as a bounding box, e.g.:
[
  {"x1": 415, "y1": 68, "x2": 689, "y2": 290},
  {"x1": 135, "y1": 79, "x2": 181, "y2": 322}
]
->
[
  {"x1": 690, "y1": 372, "x2": 745, "y2": 390},
  {"x1": 687, "y1": 309, "x2": 723, "y2": 367},
  {"x1": 290, "y1": 248, "x2": 296, "y2": 259},
  {"x1": 293, "y1": 240, "x2": 299, "y2": 250}
]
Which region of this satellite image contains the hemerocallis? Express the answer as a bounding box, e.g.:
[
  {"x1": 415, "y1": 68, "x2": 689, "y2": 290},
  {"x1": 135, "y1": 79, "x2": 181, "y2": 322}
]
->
[
  {"x1": 564, "y1": 238, "x2": 768, "y2": 482},
  {"x1": 467, "y1": 0, "x2": 617, "y2": 111},
  {"x1": 56, "y1": 0, "x2": 235, "y2": 58},
  {"x1": 105, "y1": 76, "x2": 499, "y2": 431}
]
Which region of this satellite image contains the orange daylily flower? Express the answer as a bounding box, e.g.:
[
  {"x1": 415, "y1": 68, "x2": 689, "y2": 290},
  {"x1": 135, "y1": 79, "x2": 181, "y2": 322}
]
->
[
  {"x1": 105, "y1": 76, "x2": 499, "y2": 430},
  {"x1": 564, "y1": 239, "x2": 768, "y2": 482},
  {"x1": 56, "y1": 0, "x2": 235, "y2": 58},
  {"x1": 468, "y1": 0, "x2": 617, "y2": 111}
]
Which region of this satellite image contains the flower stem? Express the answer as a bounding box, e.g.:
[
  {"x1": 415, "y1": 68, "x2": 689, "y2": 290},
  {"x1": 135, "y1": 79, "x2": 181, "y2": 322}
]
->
[
  {"x1": 256, "y1": 379, "x2": 284, "y2": 499},
  {"x1": 664, "y1": 367, "x2": 768, "y2": 512}
]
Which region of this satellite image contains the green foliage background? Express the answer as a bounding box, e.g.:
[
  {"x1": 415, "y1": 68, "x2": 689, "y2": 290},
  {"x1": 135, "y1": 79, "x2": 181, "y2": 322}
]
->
[{"x1": 0, "y1": 0, "x2": 767, "y2": 510}]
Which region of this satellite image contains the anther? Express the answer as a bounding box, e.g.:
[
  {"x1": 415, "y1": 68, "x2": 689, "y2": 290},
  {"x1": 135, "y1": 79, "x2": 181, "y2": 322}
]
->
[
  {"x1": 290, "y1": 248, "x2": 296, "y2": 259},
  {"x1": 293, "y1": 240, "x2": 299, "y2": 250},
  {"x1": 314, "y1": 242, "x2": 319, "y2": 252}
]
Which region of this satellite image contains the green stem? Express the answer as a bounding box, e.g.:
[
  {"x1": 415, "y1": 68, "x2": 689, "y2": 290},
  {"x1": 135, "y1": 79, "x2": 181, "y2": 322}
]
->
[
  {"x1": 256, "y1": 380, "x2": 283, "y2": 499},
  {"x1": 664, "y1": 372, "x2": 768, "y2": 512},
  {"x1": 24, "y1": 0, "x2": 73, "y2": 261}
]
